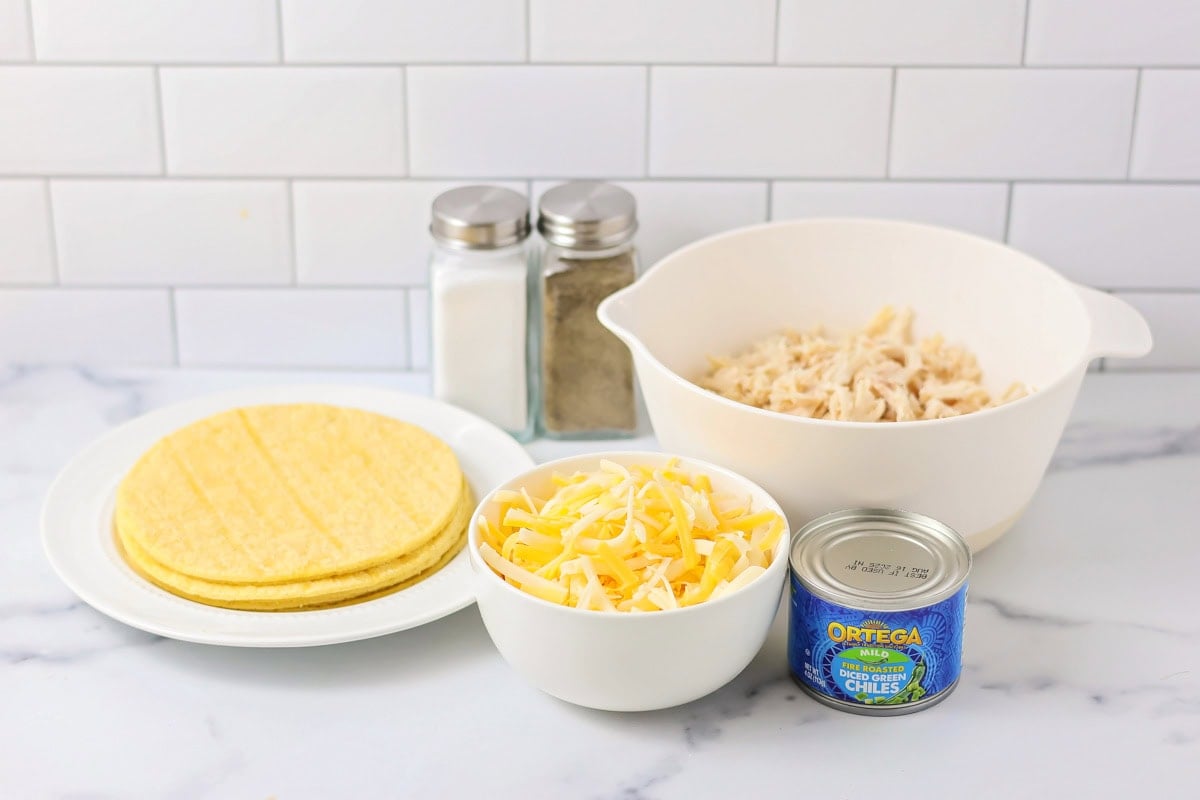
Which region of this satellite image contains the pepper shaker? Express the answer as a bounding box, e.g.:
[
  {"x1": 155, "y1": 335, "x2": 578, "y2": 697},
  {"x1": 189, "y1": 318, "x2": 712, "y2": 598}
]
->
[{"x1": 536, "y1": 181, "x2": 639, "y2": 439}]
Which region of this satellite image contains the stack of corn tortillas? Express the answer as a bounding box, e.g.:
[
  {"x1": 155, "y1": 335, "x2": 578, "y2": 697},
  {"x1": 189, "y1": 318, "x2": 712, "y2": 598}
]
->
[{"x1": 114, "y1": 403, "x2": 470, "y2": 611}]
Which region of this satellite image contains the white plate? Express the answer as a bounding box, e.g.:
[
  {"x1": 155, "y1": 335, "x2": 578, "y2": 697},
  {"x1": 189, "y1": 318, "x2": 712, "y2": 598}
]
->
[{"x1": 41, "y1": 385, "x2": 534, "y2": 647}]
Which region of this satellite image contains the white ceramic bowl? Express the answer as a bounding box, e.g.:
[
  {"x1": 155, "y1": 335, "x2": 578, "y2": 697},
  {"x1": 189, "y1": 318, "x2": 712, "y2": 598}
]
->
[
  {"x1": 598, "y1": 218, "x2": 1153, "y2": 552},
  {"x1": 467, "y1": 452, "x2": 789, "y2": 712}
]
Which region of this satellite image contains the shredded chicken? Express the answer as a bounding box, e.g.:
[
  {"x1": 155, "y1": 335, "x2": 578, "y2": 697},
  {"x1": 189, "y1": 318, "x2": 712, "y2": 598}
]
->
[{"x1": 698, "y1": 306, "x2": 1030, "y2": 422}]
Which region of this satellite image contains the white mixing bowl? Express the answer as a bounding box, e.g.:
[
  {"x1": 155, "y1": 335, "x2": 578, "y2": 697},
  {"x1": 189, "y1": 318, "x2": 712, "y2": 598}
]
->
[
  {"x1": 597, "y1": 218, "x2": 1152, "y2": 551},
  {"x1": 467, "y1": 452, "x2": 789, "y2": 712}
]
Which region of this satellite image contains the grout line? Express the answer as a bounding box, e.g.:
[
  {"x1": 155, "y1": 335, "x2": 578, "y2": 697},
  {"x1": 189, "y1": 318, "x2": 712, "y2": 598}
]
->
[
  {"x1": 167, "y1": 288, "x2": 180, "y2": 365},
  {"x1": 151, "y1": 67, "x2": 168, "y2": 174},
  {"x1": 884, "y1": 67, "x2": 898, "y2": 177},
  {"x1": 643, "y1": 67, "x2": 652, "y2": 176},
  {"x1": 1020, "y1": 0, "x2": 1032, "y2": 65},
  {"x1": 8, "y1": 281, "x2": 1199, "y2": 294},
  {"x1": 524, "y1": 0, "x2": 531, "y2": 61},
  {"x1": 274, "y1": 0, "x2": 285, "y2": 62},
  {"x1": 6, "y1": 357, "x2": 1198, "y2": 375},
  {"x1": 285, "y1": 180, "x2": 297, "y2": 285},
  {"x1": 0, "y1": 282, "x2": 429, "y2": 291},
  {"x1": 13, "y1": 60, "x2": 1192, "y2": 69},
  {"x1": 10, "y1": 174, "x2": 1200, "y2": 185},
  {"x1": 23, "y1": 0, "x2": 36, "y2": 59},
  {"x1": 68, "y1": 361, "x2": 1197, "y2": 375},
  {"x1": 403, "y1": 288, "x2": 413, "y2": 369},
  {"x1": 1002, "y1": 182, "x2": 1015, "y2": 241},
  {"x1": 42, "y1": 180, "x2": 61, "y2": 283},
  {"x1": 1125, "y1": 69, "x2": 1143, "y2": 178},
  {"x1": 127, "y1": 361, "x2": 427, "y2": 374},
  {"x1": 772, "y1": 0, "x2": 782, "y2": 63},
  {"x1": 764, "y1": 180, "x2": 773, "y2": 221},
  {"x1": 401, "y1": 66, "x2": 411, "y2": 176}
]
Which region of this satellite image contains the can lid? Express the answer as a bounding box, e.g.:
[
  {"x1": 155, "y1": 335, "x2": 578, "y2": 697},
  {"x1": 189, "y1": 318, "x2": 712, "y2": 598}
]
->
[
  {"x1": 537, "y1": 181, "x2": 637, "y2": 250},
  {"x1": 431, "y1": 185, "x2": 530, "y2": 250},
  {"x1": 790, "y1": 508, "x2": 971, "y2": 611}
]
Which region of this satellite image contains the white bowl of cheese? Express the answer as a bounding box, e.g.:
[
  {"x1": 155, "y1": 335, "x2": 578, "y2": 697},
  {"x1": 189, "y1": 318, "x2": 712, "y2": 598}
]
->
[{"x1": 467, "y1": 452, "x2": 789, "y2": 712}]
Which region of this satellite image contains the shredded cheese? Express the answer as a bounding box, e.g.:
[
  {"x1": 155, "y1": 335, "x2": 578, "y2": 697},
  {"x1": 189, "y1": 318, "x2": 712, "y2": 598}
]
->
[{"x1": 477, "y1": 459, "x2": 784, "y2": 612}]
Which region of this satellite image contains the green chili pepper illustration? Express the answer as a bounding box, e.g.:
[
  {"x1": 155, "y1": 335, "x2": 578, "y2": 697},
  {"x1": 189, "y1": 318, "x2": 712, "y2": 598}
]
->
[{"x1": 881, "y1": 662, "x2": 926, "y2": 705}]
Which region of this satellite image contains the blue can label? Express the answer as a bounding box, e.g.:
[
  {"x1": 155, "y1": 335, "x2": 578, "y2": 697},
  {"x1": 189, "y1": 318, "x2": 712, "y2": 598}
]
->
[{"x1": 788, "y1": 573, "x2": 966, "y2": 708}]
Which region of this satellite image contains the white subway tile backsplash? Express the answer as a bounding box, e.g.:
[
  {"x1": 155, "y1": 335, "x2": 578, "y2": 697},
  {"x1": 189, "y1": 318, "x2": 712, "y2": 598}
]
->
[
  {"x1": 530, "y1": 0, "x2": 774, "y2": 64},
  {"x1": 891, "y1": 69, "x2": 1137, "y2": 179},
  {"x1": 533, "y1": 180, "x2": 768, "y2": 268},
  {"x1": 771, "y1": 182, "x2": 1009, "y2": 240},
  {"x1": 0, "y1": 0, "x2": 31, "y2": 60},
  {"x1": 175, "y1": 289, "x2": 408, "y2": 368},
  {"x1": 1131, "y1": 71, "x2": 1200, "y2": 179},
  {"x1": 0, "y1": 289, "x2": 172, "y2": 364},
  {"x1": 293, "y1": 181, "x2": 431, "y2": 286},
  {"x1": 1107, "y1": 293, "x2": 1200, "y2": 370},
  {"x1": 0, "y1": 67, "x2": 160, "y2": 174},
  {"x1": 0, "y1": 3, "x2": 1195, "y2": 371},
  {"x1": 408, "y1": 288, "x2": 429, "y2": 370},
  {"x1": 408, "y1": 67, "x2": 645, "y2": 177},
  {"x1": 778, "y1": 0, "x2": 1024, "y2": 65},
  {"x1": 1026, "y1": 0, "x2": 1200, "y2": 66},
  {"x1": 30, "y1": 0, "x2": 278, "y2": 62},
  {"x1": 160, "y1": 68, "x2": 406, "y2": 176},
  {"x1": 649, "y1": 68, "x2": 891, "y2": 177},
  {"x1": 619, "y1": 181, "x2": 768, "y2": 267},
  {"x1": 282, "y1": 0, "x2": 524, "y2": 63},
  {"x1": 0, "y1": 181, "x2": 55, "y2": 283},
  {"x1": 52, "y1": 181, "x2": 291, "y2": 285},
  {"x1": 1008, "y1": 184, "x2": 1200, "y2": 289},
  {"x1": 293, "y1": 181, "x2": 525, "y2": 286}
]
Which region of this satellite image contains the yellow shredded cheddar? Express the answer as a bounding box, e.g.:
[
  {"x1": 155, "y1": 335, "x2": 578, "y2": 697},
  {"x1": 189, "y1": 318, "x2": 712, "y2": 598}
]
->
[{"x1": 477, "y1": 459, "x2": 784, "y2": 612}]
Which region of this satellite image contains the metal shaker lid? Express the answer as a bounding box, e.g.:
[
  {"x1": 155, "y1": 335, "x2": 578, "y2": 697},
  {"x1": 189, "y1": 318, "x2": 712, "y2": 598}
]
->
[
  {"x1": 537, "y1": 181, "x2": 637, "y2": 250},
  {"x1": 431, "y1": 185, "x2": 531, "y2": 250}
]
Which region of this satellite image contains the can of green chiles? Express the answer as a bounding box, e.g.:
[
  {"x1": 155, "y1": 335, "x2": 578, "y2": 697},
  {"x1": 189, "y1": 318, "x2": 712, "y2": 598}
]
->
[{"x1": 788, "y1": 508, "x2": 971, "y2": 716}]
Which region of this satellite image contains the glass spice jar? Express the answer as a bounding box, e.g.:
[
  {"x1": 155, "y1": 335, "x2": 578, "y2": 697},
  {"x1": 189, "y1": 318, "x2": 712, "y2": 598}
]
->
[
  {"x1": 429, "y1": 185, "x2": 535, "y2": 441},
  {"x1": 536, "y1": 181, "x2": 639, "y2": 439}
]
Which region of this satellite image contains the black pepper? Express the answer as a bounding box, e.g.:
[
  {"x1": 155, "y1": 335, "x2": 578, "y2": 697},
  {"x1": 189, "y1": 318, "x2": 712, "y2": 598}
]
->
[{"x1": 540, "y1": 251, "x2": 637, "y2": 434}]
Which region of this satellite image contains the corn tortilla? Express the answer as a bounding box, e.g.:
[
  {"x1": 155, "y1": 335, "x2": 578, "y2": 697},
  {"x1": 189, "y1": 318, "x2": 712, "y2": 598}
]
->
[
  {"x1": 115, "y1": 404, "x2": 466, "y2": 584},
  {"x1": 117, "y1": 482, "x2": 471, "y2": 610}
]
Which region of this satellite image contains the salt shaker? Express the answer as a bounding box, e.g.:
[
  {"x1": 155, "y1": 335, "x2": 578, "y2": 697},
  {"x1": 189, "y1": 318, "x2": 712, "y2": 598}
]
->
[
  {"x1": 429, "y1": 186, "x2": 534, "y2": 441},
  {"x1": 536, "y1": 181, "x2": 639, "y2": 439}
]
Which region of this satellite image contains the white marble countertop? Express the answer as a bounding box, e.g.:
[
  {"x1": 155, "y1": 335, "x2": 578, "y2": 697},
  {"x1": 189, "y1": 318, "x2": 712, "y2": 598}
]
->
[{"x1": 2, "y1": 366, "x2": 1198, "y2": 798}]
